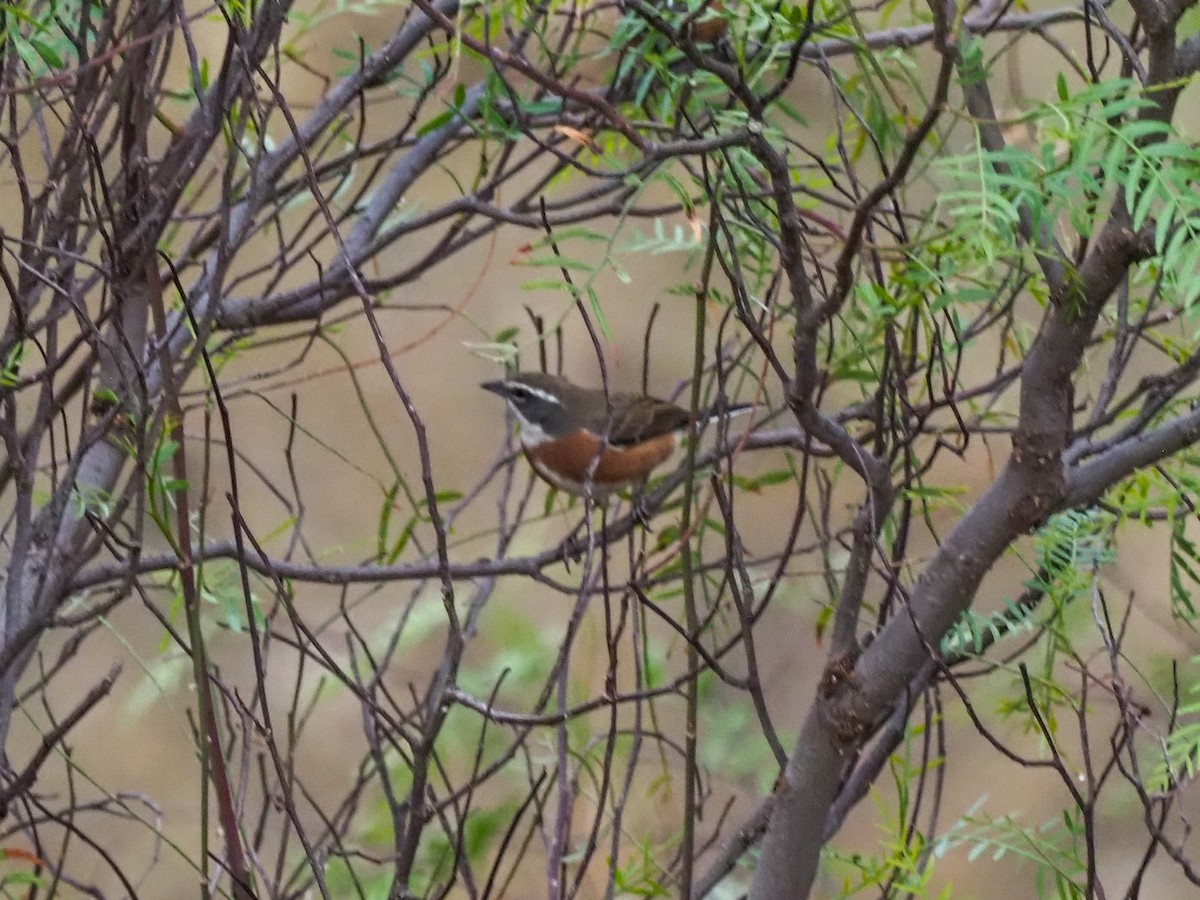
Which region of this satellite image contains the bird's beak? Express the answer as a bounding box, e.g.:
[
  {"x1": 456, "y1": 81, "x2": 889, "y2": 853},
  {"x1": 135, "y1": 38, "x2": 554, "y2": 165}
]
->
[{"x1": 481, "y1": 380, "x2": 507, "y2": 397}]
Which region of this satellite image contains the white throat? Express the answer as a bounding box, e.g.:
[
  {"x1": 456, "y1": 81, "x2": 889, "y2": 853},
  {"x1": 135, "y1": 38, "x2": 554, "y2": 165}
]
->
[{"x1": 507, "y1": 405, "x2": 551, "y2": 447}]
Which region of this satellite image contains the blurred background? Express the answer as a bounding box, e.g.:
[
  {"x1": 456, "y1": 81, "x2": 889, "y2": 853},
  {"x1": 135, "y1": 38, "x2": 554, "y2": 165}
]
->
[{"x1": 5, "y1": 0, "x2": 1200, "y2": 897}]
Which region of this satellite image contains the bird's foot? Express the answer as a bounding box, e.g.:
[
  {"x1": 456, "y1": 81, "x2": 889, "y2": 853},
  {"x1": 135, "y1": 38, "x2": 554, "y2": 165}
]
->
[{"x1": 631, "y1": 493, "x2": 654, "y2": 529}]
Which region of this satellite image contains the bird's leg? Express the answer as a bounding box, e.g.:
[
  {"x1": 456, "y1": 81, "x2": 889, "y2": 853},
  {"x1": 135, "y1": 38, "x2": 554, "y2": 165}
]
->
[
  {"x1": 630, "y1": 482, "x2": 654, "y2": 528},
  {"x1": 564, "y1": 517, "x2": 591, "y2": 565},
  {"x1": 560, "y1": 489, "x2": 606, "y2": 563}
]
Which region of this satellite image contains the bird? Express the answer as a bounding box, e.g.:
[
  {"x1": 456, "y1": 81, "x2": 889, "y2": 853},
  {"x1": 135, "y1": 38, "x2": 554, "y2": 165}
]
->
[{"x1": 482, "y1": 371, "x2": 746, "y2": 499}]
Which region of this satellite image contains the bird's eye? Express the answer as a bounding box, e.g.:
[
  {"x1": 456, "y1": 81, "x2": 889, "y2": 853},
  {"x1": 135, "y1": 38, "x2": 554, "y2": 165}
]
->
[{"x1": 508, "y1": 385, "x2": 531, "y2": 402}]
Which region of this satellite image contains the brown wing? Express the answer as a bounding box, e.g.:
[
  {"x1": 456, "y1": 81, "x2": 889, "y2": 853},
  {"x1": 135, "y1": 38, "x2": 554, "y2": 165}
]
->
[{"x1": 583, "y1": 393, "x2": 690, "y2": 446}]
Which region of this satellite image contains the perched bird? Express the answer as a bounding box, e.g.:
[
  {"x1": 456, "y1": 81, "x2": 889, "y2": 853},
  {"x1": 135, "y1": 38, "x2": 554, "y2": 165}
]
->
[{"x1": 482, "y1": 371, "x2": 744, "y2": 498}]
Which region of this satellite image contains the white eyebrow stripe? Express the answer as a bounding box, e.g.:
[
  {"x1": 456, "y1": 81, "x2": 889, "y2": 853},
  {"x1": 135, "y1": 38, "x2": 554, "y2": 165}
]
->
[{"x1": 508, "y1": 382, "x2": 562, "y2": 405}]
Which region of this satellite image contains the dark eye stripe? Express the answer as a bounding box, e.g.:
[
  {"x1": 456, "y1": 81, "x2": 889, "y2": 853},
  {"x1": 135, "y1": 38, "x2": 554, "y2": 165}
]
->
[{"x1": 505, "y1": 382, "x2": 562, "y2": 405}]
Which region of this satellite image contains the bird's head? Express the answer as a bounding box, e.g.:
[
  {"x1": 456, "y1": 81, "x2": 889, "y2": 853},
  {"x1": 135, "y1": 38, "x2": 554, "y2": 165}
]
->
[{"x1": 481, "y1": 372, "x2": 579, "y2": 444}]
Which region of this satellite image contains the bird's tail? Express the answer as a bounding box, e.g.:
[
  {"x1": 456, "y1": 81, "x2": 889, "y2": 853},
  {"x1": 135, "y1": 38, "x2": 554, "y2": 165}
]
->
[{"x1": 696, "y1": 403, "x2": 755, "y2": 426}]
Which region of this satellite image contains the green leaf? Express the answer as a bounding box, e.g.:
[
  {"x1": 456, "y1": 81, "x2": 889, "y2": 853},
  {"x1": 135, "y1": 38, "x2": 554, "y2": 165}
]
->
[
  {"x1": 1, "y1": 341, "x2": 24, "y2": 387},
  {"x1": 28, "y1": 37, "x2": 62, "y2": 69},
  {"x1": 417, "y1": 108, "x2": 455, "y2": 136}
]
